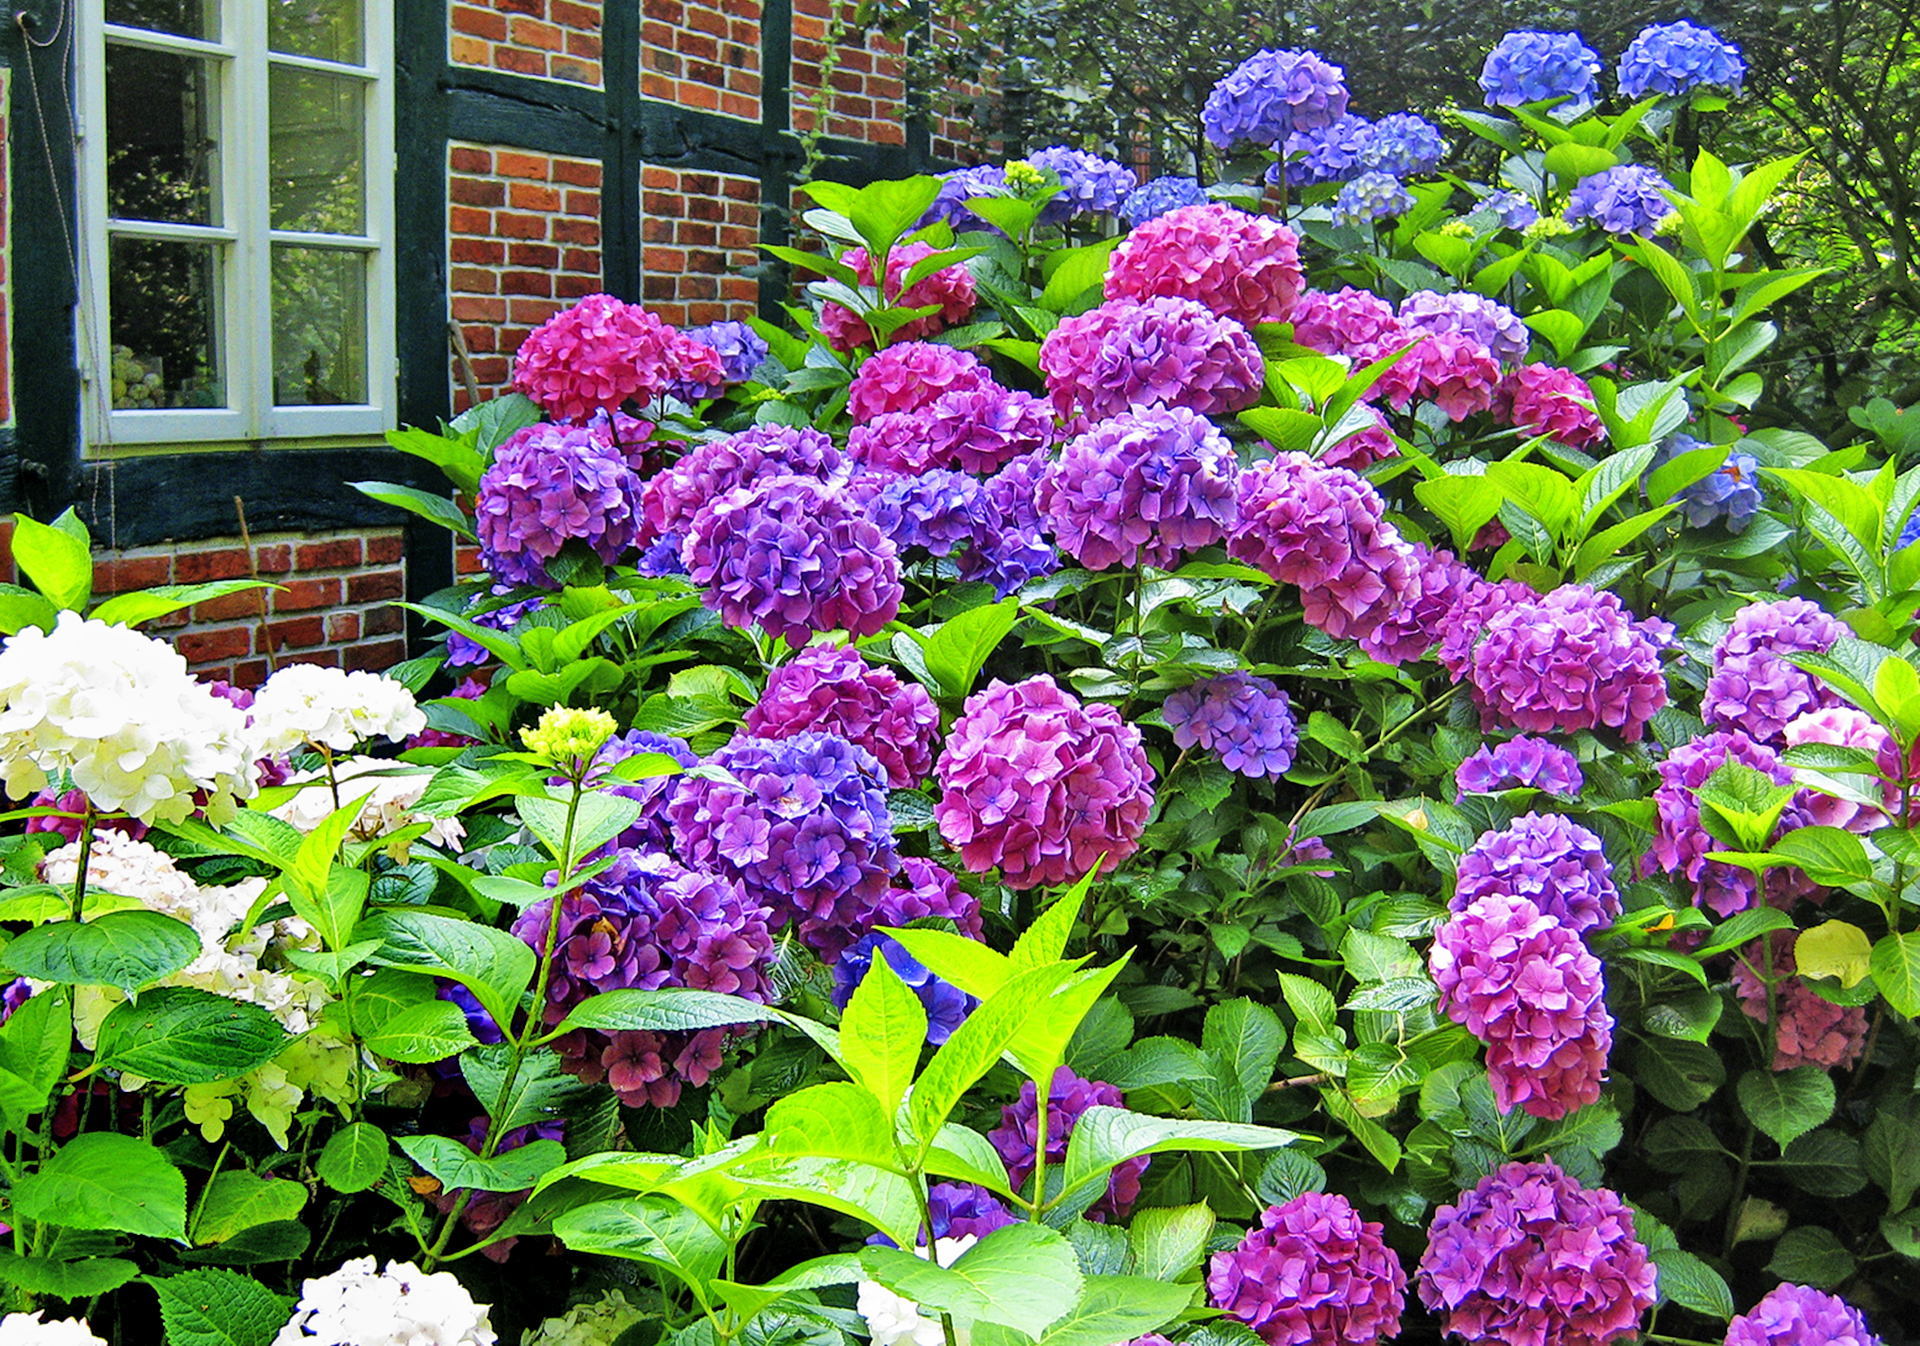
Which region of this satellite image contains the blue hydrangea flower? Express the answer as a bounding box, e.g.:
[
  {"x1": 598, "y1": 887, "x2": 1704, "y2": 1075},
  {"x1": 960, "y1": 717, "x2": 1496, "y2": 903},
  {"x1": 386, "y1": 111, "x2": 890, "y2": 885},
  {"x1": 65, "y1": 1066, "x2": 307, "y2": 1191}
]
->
[
  {"x1": 1026, "y1": 147, "x2": 1137, "y2": 224},
  {"x1": 870, "y1": 469, "x2": 995, "y2": 558},
  {"x1": 921, "y1": 164, "x2": 1011, "y2": 234},
  {"x1": 1163, "y1": 672, "x2": 1298, "y2": 779},
  {"x1": 1121, "y1": 175, "x2": 1209, "y2": 226},
  {"x1": 448, "y1": 587, "x2": 547, "y2": 666},
  {"x1": 1360, "y1": 113, "x2": 1446, "y2": 177},
  {"x1": 1204, "y1": 48, "x2": 1349, "y2": 149},
  {"x1": 833, "y1": 933, "x2": 977, "y2": 1045},
  {"x1": 671, "y1": 320, "x2": 768, "y2": 399},
  {"x1": 1898, "y1": 509, "x2": 1920, "y2": 552},
  {"x1": 1479, "y1": 30, "x2": 1603, "y2": 115},
  {"x1": 1565, "y1": 165, "x2": 1676, "y2": 236},
  {"x1": 1652, "y1": 434, "x2": 1764, "y2": 532},
  {"x1": 1471, "y1": 189, "x2": 1540, "y2": 231},
  {"x1": 1332, "y1": 171, "x2": 1414, "y2": 227},
  {"x1": 637, "y1": 533, "x2": 688, "y2": 577},
  {"x1": 1618, "y1": 21, "x2": 1746, "y2": 99},
  {"x1": 1272, "y1": 114, "x2": 1374, "y2": 187}
]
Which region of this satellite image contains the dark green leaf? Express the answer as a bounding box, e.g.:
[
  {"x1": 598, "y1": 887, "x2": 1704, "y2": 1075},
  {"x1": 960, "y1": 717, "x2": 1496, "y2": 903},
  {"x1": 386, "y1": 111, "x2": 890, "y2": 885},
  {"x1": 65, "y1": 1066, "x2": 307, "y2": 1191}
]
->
[
  {"x1": 93, "y1": 988, "x2": 289, "y2": 1085},
  {"x1": 1, "y1": 910, "x2": 200, "y2": 995}
]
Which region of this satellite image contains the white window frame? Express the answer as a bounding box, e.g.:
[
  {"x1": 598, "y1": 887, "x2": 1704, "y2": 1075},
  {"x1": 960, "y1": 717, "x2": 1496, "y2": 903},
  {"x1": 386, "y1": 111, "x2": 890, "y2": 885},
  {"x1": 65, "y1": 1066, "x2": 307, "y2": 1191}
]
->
[{"x1": 77, "y1": 0, "x2": 395, "y2": 451}]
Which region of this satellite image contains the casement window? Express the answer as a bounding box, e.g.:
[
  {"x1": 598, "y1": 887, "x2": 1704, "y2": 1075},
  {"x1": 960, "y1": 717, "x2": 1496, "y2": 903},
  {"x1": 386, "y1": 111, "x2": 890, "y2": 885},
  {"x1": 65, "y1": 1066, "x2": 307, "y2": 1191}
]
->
[{"x1": 77, "y1": 0, "x2": 393, "y2": 449}]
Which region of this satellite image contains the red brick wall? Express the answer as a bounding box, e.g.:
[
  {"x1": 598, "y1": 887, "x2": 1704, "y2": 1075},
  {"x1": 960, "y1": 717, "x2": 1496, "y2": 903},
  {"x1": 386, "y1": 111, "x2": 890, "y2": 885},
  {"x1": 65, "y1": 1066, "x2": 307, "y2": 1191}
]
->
[
  {"x1": 451, "y1": 0, "x2": 604, "y2": 86},
  {"x1": 643, "y1": 0, "x2": 761, "y2": 122},
  {"x1": 447, "y1": 143, "x2": 606, "y2": 410},
  {"x1": 1, "y1": 68, "x2": 12, "y2": 428},
  {"x1": 641, "y1": 168, "x2": 760, "y2": 326},
  {"x1": 791, "y1": 0, "x2": 905, "y2": 146}
]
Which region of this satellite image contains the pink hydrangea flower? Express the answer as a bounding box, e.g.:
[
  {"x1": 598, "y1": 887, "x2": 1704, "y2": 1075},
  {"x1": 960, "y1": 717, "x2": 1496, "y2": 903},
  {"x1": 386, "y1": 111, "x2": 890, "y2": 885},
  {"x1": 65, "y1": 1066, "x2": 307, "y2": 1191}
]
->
[
  {"x1": 1732, "y1": 931, "x2": 1870, "y2": 1072},
  {"x1": 1501, "y1": 363, "x2": 1607, "y2": 448},
  {"x1": 935, "y1": 676, "x2": 1154, "y2": 888},
  {"x1": 1434, "y1": 574, "x2": 1538, "y2": 677},
  {"x1": 1357, "y1": 545, "x2": 1475, "y2": 665},
  {"x1": 1038, "y1": 404, "x2": 1240, "y2": 570},
  {"x1": 1468, "y1": 584, "x2": 1670, "y2": 741},
  {"x1": 847, "y1": 342, "x2": 994, "y2": 423},
  {"x1": 745, "y1": 643, "x2": 939, "y2": 789},
  {"x1": 1784, "y1": 707, "x2": 1898, "y2": 831},
  {"x1": 1039, "y1": 296, "x2": 1264, "y2": 422},
  {"x1": 1106, "y1": 203, "x2": 1305, "y2": 327},
  {"x1": 1375, "y1": 330, "x2": 1502, "y2": 420},
  {"x1": 1704, "y1": 598, "x2": 1847, "y2": 744},
  {"x1": 926, "y1": 383, "x2": 1056, "y2": 474},
  {"x1": 1288, "y1": 286, "x2": 1403, "y2": 355},
  {"x1": 819, "y1": 241, "x2": 978, "y2": 351},
  {"x1": 1320, "y1": 406, "x2": 1400, "y2": 470},
  {"x1": 1207, "y1": 1192, "x2": 1406, "y2": 1346},
  {"x1": 511, "y1": 293, "x2": 681, "y2": 420}
]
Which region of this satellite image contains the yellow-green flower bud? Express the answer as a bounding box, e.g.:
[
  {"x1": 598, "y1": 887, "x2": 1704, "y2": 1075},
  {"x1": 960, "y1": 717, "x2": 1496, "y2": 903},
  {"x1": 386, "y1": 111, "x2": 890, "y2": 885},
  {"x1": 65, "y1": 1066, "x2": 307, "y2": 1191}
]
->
[{"x1": 520, "y1": 706, "x2": 618, "y2": 765}]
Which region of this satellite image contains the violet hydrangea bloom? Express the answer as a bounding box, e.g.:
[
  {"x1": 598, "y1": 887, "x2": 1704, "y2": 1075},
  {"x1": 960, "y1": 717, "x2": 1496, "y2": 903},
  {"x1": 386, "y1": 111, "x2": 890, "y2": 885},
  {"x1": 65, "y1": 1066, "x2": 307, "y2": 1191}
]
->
[
  {"x1": 1163, "y1": 673, "x2": 1299, "y2": 780},
  {"x1": 1474, "y1": 188, "x2": 1540, "y2": 230},
  {"x1": 510, "y1": 849, "x2": 689, "y2": 1022},
  {"x1": 1361, "y1": 113, "x2": 1445, "y2": 177},
  {"x1": 669, "y1": 320, "x2": 767, "y2": 399},
  {"x1": 475, "y1": 423, "x2": 642, "y2": 588},
  {"x1": 1399, "y1": 291, "x2": 1530, "y2": 365},
  {"x1": 1039, "y1": 404, "x2": 1240, "y2": 571},
  {"x1": 511, "y1": 292, "x2": 679, "y2": 420},
  {"x1": 745, "y1": 643, "x2": 939, "y2": 789},
  {"x1": 1478, "y1": 31, "x2": 1603, "y2": 115},
  {"x1": 958, "y1": 453, "x2": 1062, "y2": 598},
  {"x1": 1618, "y1": 21, "x2": 1746, "y2": 100},
  {"x1": 1726, "y1": 1283, "x2": 1880, "y2": 1346},
  {"x1": 1703, "y1": 598, "x2": 1846, "y2": 744},
  {"x1": 833, "y1": 933, "x2": 977, "y2": 1045},
  {"x1": 820, "y1": 241, "x2": 978, "y2": 351},
  {"x1": 1435, "y1": 574, "x2": 1539, "y2": 678},
  {"x1": 1204, "y1": 48, "x2": 1349, "y2": 149},
  {"x1": 1643, "y1": 729, "x2": 1792, "y2": 916},
  {"x1": 667, "y1": 731, "x2": 898, "y2": 955},
  {"x1": 1357, "y1": 545, "x2": 1476, "y2": 666},
  {"x1": 858, "y1": 856, "x2": 985, "y2": 940},
  {"x1": 1455, "y1": 736, "x2": 1584, "y2": 802},
  {"x1": 870, "y1": 470, "x2": 996, "y2": 559},
  {"x1": 1276, "y1": 114, "x2": 1373, "y2": 187},
  {"x1": 447, "y1": 588, "x2": 547, "y2": 667},
  {"x1": 1121, "y1": 175, "x2": 1209, "y2": 226},
  {"x1": 1027, "y1": 147, "x2": 1136, "y2": 223},
  {"x1": 848, "y1": 342, "x2": 993, "y2": 423},
  {"x1": 1417, "y1": 1160, "x2": 1657, "y2": 1345},
  {"x1": 1039, "y1": 296, "x2": 1265, "y2": 423},
  {"x1": 1468, "y1": 584, "x2": 1670, "y2": 741},
  {"x1": 1230, "y1": 453, "x2": 1415, "y2": 642},
  {"x1": 1452, "y1": 812, "x2": 1619, "y2": 934},
  {"x1": 1565, "y1": 165, "x2": 1677, "y2": 236},
  {"x1": 922, "y1": 165, "x2": 1010, "y2": 232},
  {"x1": 584, "y1": 729, "x2": 700, "y2": 854},
  {"x1": 935, "y1": 675, "x2": 1154, "y2": 888},
  {"x1": 1500, "y1": 363, "x2": 1606, "y2": 447},
  {"x1": 1207, "y1": 1192, "x2": 1406, "y2": 1346},
  {"x1": 990, "y1": 1067, "x2": 1145, "y2": 1221},
  {"x1": 683, "y1": 475, "x2": 902, "y2": 646},
  {"x1": 1650, "y1": 433, "x2": 1763, "y2": 531},
  {"x1": 1332, "y1": 171, "x2": 1414, "y2": 227},
  {"x1": 1107, "y1": 204, "x2": 1304, "y2": 327},
  {"x1": 872, "y1": 1183, "x2": 1020, "y2": 1249},
  {"x1": 641, "y1": 424, "x2": 845, "y2": 543},
  {"x1": 1732, "y1": 931, "x2": 1871, "y2": 1072}
]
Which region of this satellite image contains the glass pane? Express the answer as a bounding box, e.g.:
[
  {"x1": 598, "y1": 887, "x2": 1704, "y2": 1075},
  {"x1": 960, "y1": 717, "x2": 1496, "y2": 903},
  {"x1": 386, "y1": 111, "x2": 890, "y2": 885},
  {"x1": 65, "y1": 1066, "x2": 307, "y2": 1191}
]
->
[
  {"x1": 108, "y1": 236, "x2": 225, "y2": 409},
  {"x1": 106, "y1": 43, "x2": 219, "y2": 226},
  {"x1": 269, "y1": 0, "x2": 363, "y2": 64},
  {"x1": 272, "y1": 245, "x2": 367, "y2": 405},
  {"x1": 104, "y1": 0, "x2": 216, "y2": 40},
  {"x1": 269, "y1": 66, "x2": 365, "y2": 233}
]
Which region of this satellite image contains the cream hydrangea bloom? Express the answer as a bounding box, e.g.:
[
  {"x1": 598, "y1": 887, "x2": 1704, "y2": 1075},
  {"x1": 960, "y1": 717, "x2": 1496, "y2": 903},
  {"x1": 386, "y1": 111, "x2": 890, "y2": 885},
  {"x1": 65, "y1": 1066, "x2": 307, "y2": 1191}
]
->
[
  {"x1": 858, "y1": 1235, "x2": 977, "y2": 1346},
  {"x1": 521, "y1": 1290, "x2": 646, "y2": 1345},
  {"x1": 274, "y1": 1257, "x2": 496, "y2": 1346},
  {"x1": 0, "y1": 1312, "x2": 109, "y2": 1345},
  {"x1": 0, "y1": 611, "x2": 257, "y2": 823},
  {"x1": 249, "y1": 664, "x2": 427, "y2": 756},
  {"x1": 270, "y1": 757, "x2": 466, "y2": 852}
]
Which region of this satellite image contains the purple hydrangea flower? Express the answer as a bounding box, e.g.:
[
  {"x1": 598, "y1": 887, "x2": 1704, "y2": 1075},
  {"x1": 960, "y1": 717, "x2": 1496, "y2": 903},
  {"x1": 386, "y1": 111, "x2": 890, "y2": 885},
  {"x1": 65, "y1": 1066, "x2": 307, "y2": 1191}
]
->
[
  {"x1": 1479, "y1": 31, "x2": 1603, "y2": 115},
  {"x1": 1360, "y1": 112, "x2": 1445, "y2": 177},
  {"x1": 1275, "y1": 114, "x2": 1373, "y2": 187},
  {"x1": 683, "y1": 475, "x2": 902, "y2": 646},
  {"x1": 1435, "y1": 574, "x2": 1539, "y2": 677},
  {"x1": 870, "y1": 470, "x2": 997, "y2": 558},
  {"x1": 857, "y1": 857, "x2": 985, "y2": 940},
  {"x1": 1207, "y1": 1192, "x2": 1407, "y2": 1346},
  {"x1": 1120, "y1": 175, "x2": 1209, "y2": 226},
  {"x1": 1651, "y1": 434, "x2": 1764, "y2": 531},
  {"x1": 583, "y1": 729, "x2": 699, "y2": 854},
  {"x1": 511, "y1": 849, "x2": 685, "y2": 1023},
  {"x1": 1566, "y1": 165, "x2": 1676, "y2": 236},
  {"x1": 1205, "y1": 48, "x2": 1350, "y2": 149},
  {"x1": 1455, "y1": 736, "x2": 1584, "y2": 802},
  {"x1": 1618, "y1": 21, "x2": 1746, "y2": 100},
  {"x1": 1399, "y1": 291, "x2": 1530, "y2": 365},
  {"x1": 641, "y1": 424, "x2": 845, "y2": 543},
  {"x1": 447, "y1": 588, "x2": 547, "y2": 667},
  {"x1": 438, "y1": 980, "x2": 507, "y2": 1046},
  {"x1": 848, "y1": 342, "x2": 993, "y2": 424},
  {"x1": 1040, "y1": 295, "x2": 1265, "y2": 423},
  {"x1": 1026, "y1": 147, "x2": 1137, "y2": 223},
  {"x1": 1468, "y1": 584, "x2": 1671, "y2": 741},
  {"x1": 745, "y1": 643, "x2": 939, "y2": 790},
  {"x1": 833, "y1": 933, "x2": 977, "y2": 1045},
  {"x1": 990, "y1": 1067, "x2": 1144, "y2": 1221},
  {"x1": 1163, "y1": 673, "x2": 1298, "y2": 780},
  {"x1": 871, "y1": 1183, "x2": 1019, "y2": 1249},
  {"x1": 1288, "y1": 286, "x2": 1404, "y2": 356},
  {"x1": 669, "y1": 320, "x2": 768, "y2": 400},
  {"x1": 1358, "y1": 545, "x2": 1476, "y2": 666},
  {"x1": 638, "y1": 534, "x2": 688, "y2": 577},
  {"x1": 1704, "y1": 598, "x2": 1846, "y2": 743},
  {"x1": 1473, "y1": 189, "x2": 1540, "y2": 230},
  {"x1": 923, "y1": 383, "x2": 1055, "y2": 475},
  {"x1": 1417, "y1": 1161, "x2": 1657, "y2": 1345},
  {"x1": 922, "y1": 165, "x2": 1011, "y2": 233},
  {"x1": 1726, "y1": 1283, "x2": 1880, "y2": 1346},
  {"x1": 1332, "y1": 171, "x2": 1414, "y2": 226},
  {"x1": 667, "y1": 732, "x2": 898, "y2": 956},
  {"x1": 1644, "y1": 729, "x2": 1793, "y2": 916},
  {"x1": 475, "y1": 423, "x2": 642, "y2": 588},
  {"x1": 954, "y1": 450, "x2": 1062, "y2": 598},
  {"x1": 1453, "y1": 811, "x2": 1619, "y2": 934},
  {"x1": 0, "y1": 979, "x2": 35, "y2": 1025},
  {"x1": 1038, "y1": 404, "x2": 1241, "y2": 571}
]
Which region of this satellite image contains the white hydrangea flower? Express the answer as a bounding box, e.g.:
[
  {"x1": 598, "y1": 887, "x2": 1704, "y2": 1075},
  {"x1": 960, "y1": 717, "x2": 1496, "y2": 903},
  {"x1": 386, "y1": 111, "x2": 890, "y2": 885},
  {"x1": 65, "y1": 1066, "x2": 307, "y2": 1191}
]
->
[
  {"x1": 0, "y1": 611, "x2": 257, "y2": 823},
  {"x1": 521, "y1": 1290, "x2": 645, "y2": 1346},
  {"x1": 249, "y1": 665, "x2": 427, "y2": 756},
  {"x1": 271, "y1": 757, "x2": 466, "y2": 852},
  {"x1": 274, "y1": 1257, "x2": 496, "y2": 1346},
  {"x1": 857, "y1": 1235, "x2": 976, "y2": 1346},
  {"x1": 0, "y1": 1312, "x2": 108, "y2": 1345}
]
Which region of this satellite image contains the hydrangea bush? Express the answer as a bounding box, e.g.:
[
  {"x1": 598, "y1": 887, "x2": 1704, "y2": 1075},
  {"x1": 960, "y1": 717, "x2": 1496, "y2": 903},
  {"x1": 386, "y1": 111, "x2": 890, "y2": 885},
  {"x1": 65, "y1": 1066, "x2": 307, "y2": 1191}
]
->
[{"x1": 0, "y1": 18, "x2": 1914, "y2": 1346}]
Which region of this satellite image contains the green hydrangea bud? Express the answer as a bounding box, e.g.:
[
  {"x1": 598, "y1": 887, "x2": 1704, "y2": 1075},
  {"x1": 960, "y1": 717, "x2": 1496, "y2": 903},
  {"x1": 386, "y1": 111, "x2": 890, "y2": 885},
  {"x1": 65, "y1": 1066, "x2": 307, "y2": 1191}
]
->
[
  {"x1": 1438, "y1": 219, "x2": 1475, "y2": 238},
  {"x1": 519, "y1": 706, "x2": 617, "y2": 765},
  {"x1": 1003, "y1": 160, "x2": 1049, "y2": 193},
  {"x1": 523, "y1": 1290, "x2": 646, "y2": 1345},
  {"x1": 1523, "y1": 216, "x2": 1575, "y2": 241}
]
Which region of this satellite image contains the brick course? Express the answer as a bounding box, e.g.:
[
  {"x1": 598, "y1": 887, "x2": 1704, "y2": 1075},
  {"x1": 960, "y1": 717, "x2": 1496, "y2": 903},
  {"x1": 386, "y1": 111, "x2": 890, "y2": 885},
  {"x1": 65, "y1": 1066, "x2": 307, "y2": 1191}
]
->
[
  {"x1": 642, "y1": 0, "x2": 762, "y2": 122},
  {"x1": 641, "y1": 167, "x2": 761, "y2": 325},
  {"x1": 450, "y1": 0, "x2": 605, "y2": 87},
  {"x1": 791, "y1": 0, "x2": 905, "y2": 146}
]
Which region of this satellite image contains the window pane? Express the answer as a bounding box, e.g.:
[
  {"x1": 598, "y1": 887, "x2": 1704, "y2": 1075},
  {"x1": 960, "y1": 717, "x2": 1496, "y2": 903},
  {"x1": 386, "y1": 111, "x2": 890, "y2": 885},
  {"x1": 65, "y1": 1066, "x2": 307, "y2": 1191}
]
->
[
  {"x1": 104, "y1": 0, "x2": 216, "y2": 40},
  {"x1": 269, "y1": 66, "x2": 365, "y2": 233},
  {"x1": 106, "y1": 43, "x2": 220, "y2": 226},
  {"x1": 108, "y1": 237, "x2": 225, "y2": 409},
  {"x1": 269, "y1": 0, "x2": 363, "y2": 64},
  {"x1": 272, "y1": 245, "x2": 367, "y2": 405}
]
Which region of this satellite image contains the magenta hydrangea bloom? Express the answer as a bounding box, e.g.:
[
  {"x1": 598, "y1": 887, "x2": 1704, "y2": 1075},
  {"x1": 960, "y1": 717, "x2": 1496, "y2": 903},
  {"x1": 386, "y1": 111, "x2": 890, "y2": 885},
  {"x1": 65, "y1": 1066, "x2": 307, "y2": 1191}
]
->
[
  {"x1": 990, "y1": 1067, "x2": 1145, "y2": 1221},
  {"x1": 1040, "y1": 296, "x2": 1264, "y2": 423},
  {"x1": 848, "y1": 342, "x2": 993, "y2": 423},
  {"x1": 510, "y1": 293, "x2": 679, "y2": 420},
  {"x1": 847, "y1": 411, "x2": 946, "y2": 475},
  {"x1": 1435, "y1": 574, "x2": 1541, "y2": 677},
  {"x1": 1703, "y1": 598, "x2": 1847, "y2": 744},
  {"x1": 1207, "y1": 1192, "x2": 1407, "y2": 1346},
  {"x1": 924, "y1": 382, "x2": 1056, "y2": 474},
  {"x1": 745, "y1": 643, "x2": 938, "y2": 789},
  {"x1": 683, "y1": 475, "x2": 902, "y2": 646},
  {"x1": 819, "y1": 241, "x2": 979, "y2": 351},
  {"x1": 1164, "y1": 673, "x2": 1299, "y2": 780},
  {"x1": 1644, "y1": 729, "x2": 1792, "y2": 916},
  {"x1": 1358, "y1": 544, "x2": 1475, "y2": 665},
  {"x1": 670, "y1": 319, "x2": 768, "y2": 399},
  {"x1": 1375, "y1": 330, "x2": 1502, "y2": 420},
  {"x1": 1107, "y1": 204, "x2": 1305, "y2": 327},
  {"x1": 1203, "y1": 48, "x2": 1350, "y2": 149},
  {"x1": 1321, "y1": 406, "x2": 1400, "y2": 471},
  {"x1": 1039, "y1": 404, "x2": 1240, "y2": 571},
  {"x1": 1784, "y1": 708, "x2": 1897, "y2": 831},
  {"x1": 935, "y1": 676, "x2": 1154, "y2": 888},
  {"x1": 1431, "y1": 894, "x2": 1613, "y2": 1118},
  {"x1": 667, "y1": 732, "x2": 898, "y2": 955},
  {"x1": 1455, "y1": 736, "x2": 1584, "y2": 802},
  {"x1": 1399, "y1": 290, "x2": 1530, "y2": 365},
  {"x1": 1468, "y1": 584, "x2": 1670, "y2": 741},
  {"x1": 1417, "y1": 1161, "x2": 1656, "y2": 1346},
  {"x1": 1289, "y1": 287, "x2": 1403, "y2": 356},
  {"x1": 1230, "y1": 453, "x2": 1415, "y2": 642},
  {"x1": 641, "y1": 424, "x2": 845, "y2": 543},
  {"x1": 1501, "y1": 363, "x2": 1607, "y2": 448},
  {"x1": 584, "y1": 729, "x2": 699, "y2": 854},
  {"x1": 475, "y1": 423, "x2": 642, "y2": 588},
  {"x1": 1452, "y1": 812, "x2": 1620, "y2": 934},
  {"x1": 1732, "y1": 931, "x2": 1871, "y2": 1072},
  {"x1": 1726, "y1": 1283, "x2": 1880, "y2": 1346},
  {"x1": 859, "y1": 856, "x2": 985, "y2": 940}
]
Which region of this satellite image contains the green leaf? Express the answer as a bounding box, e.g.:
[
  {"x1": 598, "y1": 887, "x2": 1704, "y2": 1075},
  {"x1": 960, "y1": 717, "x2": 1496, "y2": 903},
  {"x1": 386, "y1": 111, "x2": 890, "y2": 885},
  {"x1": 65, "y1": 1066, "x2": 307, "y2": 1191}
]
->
[
  {"x1": 1651, "y1": 1248, "x2": 1733, "y2": 1320},
  {"x1": 1059, "y1": 1107, "x2": 1297, "y2": 1210},
  {"x1": 1642, "y1": 988, "x2": 1723, "y2": 1043},
  {"x1": 1201, "y1": 999, "x2": 1285, "y2": 1114},
  {"x1": 461, "y1": 1044, "x2": 592, "y2": 1135},
  {"x1": 0, "y1": 985, "x2": 71, "y2": 1128},
  {"x1": 1778, "y1": 1129, "x2": 1869, "y2": 1197},
  {"x1": 1794, "y1": 921, "x2": 1874, "y2": 988},
  {"x1": 842, "y1": 956, "x2": 928, "y2": 1121},
  {"x1": 11, "y1": 511, "x2": 94, "y2": 610},
  {"x1": 860, "y1": 1223, "x2": 1082, "y2": 1338},
  {"x1": 0, "y1": 910, "x2": 200, "y2": 995},
  {"x1": 919, "y1": 599, "x2": 1021, "y2": 699},
  {"x1": 0, "y1": 1251, "x2": 139, "y2": 1297},
  {"x1": 145, "y1": 1268, "x2": 292, "y2": 1346},
  {"x1": 92, "y1": 987, "x2": 289, "y2": 1085},
  {"x1": 316, "y1": 1123, "x2": 390, "y2": 1194},
  {"x1": 733, "y1": 1153, "x2": 921, "y2": 1248},
  {"x1": 1524, "y1": 309, "x2": 1586, "y2": 361},
  {"x1": 1871, "y1": 931, "x2": 1920, "y2": 1017},
  {"x1": 14, "y1": 1133, "x2": 186, "y2": 1238},
  {"x1": 1863, "y1": 1103, "x2": 1920, "y2": 1210},
  {"x1": 363, "y1": 998, "x2": 479, "y2": 1064},
  {"x1": 90, "y1": 580, "x2": 274, "y2": 629},
  {"x1": 553, "y1": 1195, "x2": 728, "y2": 1303},
  {"x1": 358, "y1": 909, "x2": 536, "y2": 1035},
  {"x1": 399, "y1": 1135, "x2": 567, "y2": 1193},
  {"x1": 1634, "y1": 1038, "x2": 1725, "y2": 1111},
  {"x1": 349, "y1": 481, "x2": 475, "y2": 540},
  {"x1": 193, "y1": 1171, "x2": 308, "y2": 1245},
  {"x1": 177, "y1": 1221, "x2": 310, "y2": 1266},
  {"x1": 1645, "y1": 1117, "x2": 1725, "y2": 1173},
  {"x1": 517, "y1": 791, "x2": 645, "y2": 869},
  {"x1": 1770, "y1": 827, "x2": 1874, "y2": 887},
  {"x1": 1126, "y1": 1202, "x2": 1214, "y2": 1283},
  {"x1": 766, "y1": 1082, "x2": 896, "y2": 1167},
  {"x1": 1737, "y1": 1067, "x2": 1834, "y2": 1148},
  {"x1": 1034, "y1": 1275, "x2": 1191, "y2": 1346},
  {"x1": 907, "y1": 963, "x2": 1078, "y2": 1150},
  {"x1": 554, "y1": 987, "x2": 776, "y2": 1037},
  {"x1": 1766, "y1": 1225, "x2": 1856, "y2": 1289}
]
